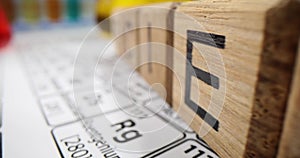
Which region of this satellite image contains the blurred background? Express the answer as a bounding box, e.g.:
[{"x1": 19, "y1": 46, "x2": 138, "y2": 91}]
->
[
  {"x1": 0, "y1": 0, "x2": 187, "y2": 48},
  {"x1": 1, "y1": 0, "x2": 96, "y2": 31}
]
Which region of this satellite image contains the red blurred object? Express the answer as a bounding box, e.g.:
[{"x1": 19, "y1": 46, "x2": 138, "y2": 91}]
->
[{"x1": 0, "y1": 6, "x2": 12, "y2": 48}]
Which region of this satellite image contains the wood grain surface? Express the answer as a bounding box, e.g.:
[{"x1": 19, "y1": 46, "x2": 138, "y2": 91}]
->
[{"x1": 172, "y1": 0, "x2": 300, "y2": 157}]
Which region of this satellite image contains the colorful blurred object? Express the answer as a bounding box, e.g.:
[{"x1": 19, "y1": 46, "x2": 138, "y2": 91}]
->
[
  {"x1": 0, "y1": 6, "x2": 12, "y2": 48},
  {"x1": 21, "y1": 0, "x2": 40, "y2": 24},
  {"x1": 96, "y1": 0, "x2": 149, "y2": 23},
  {"x1": 96, "y1": 0, "x2": 189, "y2": 23},
  {"x1": 67, "y1": 0, "x2": 81, "y2": 22},
  {"x1": 96, "y1": 0, "x2": 188, "y2": 33},
  {"x1": 46, "y1": 0, "x2": 62, "y2": 22},
  {"x1": 0, "y1": 0, "x2": 190, "y2": 34},
  {"x1": 0, "y1": 0, "x2": 16, "y2": 23}
]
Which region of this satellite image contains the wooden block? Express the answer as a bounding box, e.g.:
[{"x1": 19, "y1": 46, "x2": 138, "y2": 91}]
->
[
  {"x1": 172, "y1": 0, "x2": 300, "y2": 157},
  {"x1": 277, "y1": 40, "x2": 300, "y2": 158},
  {"x1": 111, "y1": 9, "x2": 125, "y2": 56},
  {"x1": 111, "y1": 8, "x2": 140, "y2": 70},
  {"x1": 138, "y1": 3, "x2": 179, "y2": 103}
]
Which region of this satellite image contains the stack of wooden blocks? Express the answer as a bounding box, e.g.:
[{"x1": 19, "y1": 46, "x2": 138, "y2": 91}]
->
[{"x1": 110, "y1": 0, "x2": 300, "y2": 157}]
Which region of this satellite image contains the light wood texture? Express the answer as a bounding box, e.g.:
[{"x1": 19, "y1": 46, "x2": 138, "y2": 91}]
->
[
  {"x1": 172, "y1": 0, "x2": 300, "y2": 157},
  {"x1": 111, "y1": 8, "x2": 140, "y2": 70},
  {"x1": 277, "y1": 40, "x2": 300, "y2": 158},
  {"x1": 138, "y1": 3, "x2": 178, "y2": 103},
  {"x1": 111, "y1": 8, "x2": 124, "y2": 56}
]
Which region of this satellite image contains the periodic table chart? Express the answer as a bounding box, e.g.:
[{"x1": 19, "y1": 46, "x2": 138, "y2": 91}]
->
[{"x1": 14, "y1": 28, "x2": 219, "y2": 158}]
